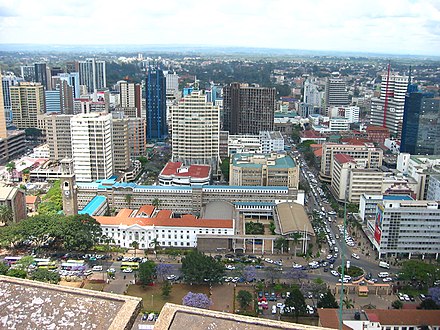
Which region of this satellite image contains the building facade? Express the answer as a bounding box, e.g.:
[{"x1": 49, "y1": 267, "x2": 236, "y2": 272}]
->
[
  {"x1": 325, "y1": 77, "x2": 349, "y2": 107},
  {"x1": 230, "y1": 153, "x2": 299, "y2": 188},
  {"x1": 223, "y1": 83, "x2": 276, "y2": 135},
  {"x1": 118, "y1": 81, "x2": 142, "y2": 117},
  {"x1": 146, "y1": 65, "x2": 167, "y2": 140},
  {"x1": 10, "y1": 83, "x2": 45, "y2": 129},
  {"x1": 128, "y1": 117, "x2": 147, "y2": 158},
  {"x1": 170, "y1": 91, "x2": 220, "y2": 169},
  {"x1": 70, "y1": 113, "x2": 113, "y2": 182},
  {"x1": 43, "y1": 114, "x2": 73, "y2": 160},
  {"x1": 78, "y1": 59, "x2": 106, "y2": 94}
]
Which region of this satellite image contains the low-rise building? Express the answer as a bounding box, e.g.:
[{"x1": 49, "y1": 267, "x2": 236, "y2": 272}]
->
[
  {"x1": 230, "y1": 153, "x2": 299, "y2": 188},
  {"x1": 25, "y1": 195, "x2": 41, "y2": 213},
  {"x1": 158, "y1": 162, "x2": 211, "y2": 186},
  {"x1": 427, "y1": 174, "x2": 440, "y2": 201},
  {"x1": 0, "y1": 184, "x2": 26, "y2": 223},
  {"x1": 95, "y1": 205, "x2": 234, "y2": 249}
]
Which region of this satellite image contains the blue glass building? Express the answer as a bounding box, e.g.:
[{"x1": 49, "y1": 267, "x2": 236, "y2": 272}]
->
[{"x1": 146, "y1": 65, "x2": 167, "y2": 141}]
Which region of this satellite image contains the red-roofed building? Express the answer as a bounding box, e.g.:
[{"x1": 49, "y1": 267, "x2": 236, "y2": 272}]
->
[
  {"x1": 25, "y1": 195, "x2": 41, "y2": 213},
  {"x1": 300, "y1": 130, "x2": 327, "y2": 144},
  {"x1": 96, "y1": 205, "x2": 234, "y2": 249},
  {"x1": 158, "y1": 162, "x2": 211, "y2": 186},
  {"x1": 366, "y1": 125, "x2": 390, "y2": 145}
]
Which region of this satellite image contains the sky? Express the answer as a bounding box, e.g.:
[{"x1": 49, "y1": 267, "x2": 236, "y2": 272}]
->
[{"x1": 0, "y1": 0, "x2": 439, "y2": 55}]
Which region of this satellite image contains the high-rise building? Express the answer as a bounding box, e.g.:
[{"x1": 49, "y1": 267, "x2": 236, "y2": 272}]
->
[
  {"x1": 2, "y1": 72, "x2": 24, "y2": 125},
  {"x1": 0, "y1": 73, "x2": 8, "y2": 139},
  {"x1": 45, "y1": 90, "x2": 61, "y2": 114},
  {"x1": 325, "y1": 77, "x2": 349, "y2": 107},
  {"x1": 146, "y1": 65, "x2": 167, "y2": 140},
  {"x1": 10, "y1": 83, "x2": 45, "y2": 129},
  {"x1": 111, "y1": 112, "x2": 131, "y2": 172},
  {"x1": 20, "y1": 65, "x2": 35, "y2": 82},
  {"x1": 370, "y1": 73, "x2": 408, "y2": 138},
  {"x1": 400, "y1": 87, "x2": 440, "y2": 155},
  {"x1": 71, "y1": 113, "x2": 113, "y2": 182},
  {"x1": 164, "y1": 71, "x2": 180, "y2": 99},
  {"x1": 223, "y1": 83, "x2": 276, "y2": 135},
  {"x1": 65, "y1": 61, "x2": 78, "y2": 73},
  {"x1": 34, "y1": 63, "x2": 48, "y2": 90},
  {"x1": 43, "y1": 114, "x2": 73, "y2": 160},
  {"x1": 78, "y1": 59, "x2": 106, "y2": 94},
  {"x1": 128, "y1": 117, "x2": 147, "y2": 158},
  {"x1": 58, "y1": 72, "x2": 80, "y2": 99},
  {"x1": 118, "y1": 81, "x2": 142, "y2": 117},
  {"x1": 303, "y1": 79, "x2": 322, "y2": 107},
  {"x1": 170, "y1": 90, "x2": 220, "y2": 169}
]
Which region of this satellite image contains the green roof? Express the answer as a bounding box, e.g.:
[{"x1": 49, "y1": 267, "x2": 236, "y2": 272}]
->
[{"x1": 232, "y1": 153, "x2": 296, "y2": 169}]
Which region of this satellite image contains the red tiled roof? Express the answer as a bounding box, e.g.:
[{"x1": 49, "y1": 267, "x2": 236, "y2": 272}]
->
[
  {"x1": 302, "y1": 130, "x2": 323, "y2": 139},
  {"x1": 341, "y1": 138, "x2": 372, "y2": 145},
  {"x1": 334, "y1": 153, "x2": 356, "y2": 164},
  {"x1": 317, "y1": 309, "x2": 353, "y2": 330},
  {"x1": 366, "y1": 310, "x2": 440, "y2": 326},
  {"x1": 160, "y1": 162, "x2": 211, "y2": 179},
  {"x1": 116, "y1": 209, "x2": 133, "y2": 217},
  {"x1": 366, "y1": 125, "x2": 389, "y2": 132},
  {"x1": 25, "y1": 196, "x2": 38, "y2": 204},
  {"x1": 136, "y1": 205, "x2": 155, "y2": 217},
  {"x1": 314, "y1": 148, "x2": 323, "y2": 158}
]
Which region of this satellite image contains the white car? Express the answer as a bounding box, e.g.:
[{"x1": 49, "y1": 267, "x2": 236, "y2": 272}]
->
[
  {"x1": 122, "y1": 267, "x2": 133, "y2": 273},
  {"x1": 225, "y1": 264, "x2": 236, "y2": 270},
  {"x1": 292, "y1": 263, "x2": 303, "y2": 269},
  {"x1": 272, "y1": 305, "x2": 277, "y2": 314},
  {"x1": 331, "y1": 270, "x2": 339, "y2": 277},
  {"x1": 383, "y1": 277, "x2": 393, "y2": 282},
  {"x1": 352, "y1": 253, "x2": 360, "y2": 260}
]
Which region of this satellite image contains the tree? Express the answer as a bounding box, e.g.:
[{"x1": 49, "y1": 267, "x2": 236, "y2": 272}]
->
[
  {"x1": 284, "y1": 287, "x2": 307, "y2": 322},
  {"x1": 242, "y1": 266, "x2": 257, "y2": 283},
  {"x1": 152, "y1": 198, "x2": 161, "y2": 209},
  {"x1": 428, "y1": 287, "x2": 440, "y2": 306},
  {"x1": 0, "y1": 205, "x2": 14, "y2": 225},
  {"x1": 391, "y1": 300, "x2": 403, "y2": 309},
  {"x1": 400, "y1": 260, "x2": 440, "y2": 288},
  {"x1": 5, "y1": 162, "x2": 15, "y2": 180},
  {"x1": 318, "y1": 289, "x2": 339, "y2": 308},
  {"x1": 150, "y1": 237, "x2": 160, "y2": 255},
  {"x1": 0, "y1": 262, "x2": 9, "y2": 275},
  {"x1": 343, "y1": 297, "x2": 355, "y2": 309},
  {"x1": 30, "y1": 268, "x2": 60, "y2": 284},
  {"x1": 6, "y1": 268, "x2": 27, "y2": 278},
  {"x1": 285, "y1": 268, "x2": 308, "y2": 283},
  {"x1": 137, "y1": 156, "x2": 148, "y2": 168},
  {"x1": 419, "y1": 298, "x2": 439, "y2": 310},
  {"x1": 161, "y1": 280, "x2": 172, "y2": 298},
  {"x1": 16, "y1": 256, "x2": 35, "y2": 271},
  {"x1": 264, "y1": 266, "x2": 279, "y2": 285},
  {"x1": 156, "y1": 263, "x2": 173, "y2": 280},
  {"x1": 62, "y1": 214, "x2": 103, "y2": 251},
  {"x1": 131, "y1": 241, "x2": 139, "y2": 257},
  {"x1": 181, "y1": 250, "x2": 225, "y2": 285},
  {"x1": 274, "y1": 237, "x2": 288, "y2": 253},
  {"x1": 182, "y1": 292, "x2": 212, "y2": 309},
  {"x1": 138, "y1": 260, "x2": 156, "y2": 285},
  {"x1": 290, "y1": 232, "x2": 302, "y2": 257},
  {"x1": 237, "y1": 290, "x2": 253, "y2": 310},
  {"x1": 125, "y1": 194, "x2": 133, "y2": 208},
  {"x1": 245, "y1": 221, "x2": 264, "y2": 235},
  {"x1": 220, "y1": 158, "x2": 230, "y2": 181}
]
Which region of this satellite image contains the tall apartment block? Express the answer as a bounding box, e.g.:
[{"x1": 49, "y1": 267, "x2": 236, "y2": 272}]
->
[
  {"x1": 170, "y1": 91, "x2": 220, "y2": 169},
  {"x1": 78, "y1": 59, "x2": 106, "y2": 94},
  {"x1": 57, "y1": 72, "x2": 80, "y2": 99},
  {"x1": 128, "y1": 117, "x2": 147, "y2": 158},
  {"x1": 146, "y1": 65, "x2": 167, "y2": 140},
  {"x1": 20, "y1": 65, "x2": 35, "y2": 82},
  {"x1": 10, "y1": 83, "x2": 45, "y2": 129},
  {"x1": 400, "y1": 86, "x2": 440, "y2": 155},
  {"x1": 370, "y1": 73, "x2": 408, "y2": 138},
  {"x1": 111, "y1": 113, "x2": 131, "y2": 172},
  {"x1": 303, "y1": 79, "x2": 322, "y2": 107},
  {"x1": 70, "y1": 113, "x2": 113, "y2": 182},
  {"x1": 43, "y1": 114, "x2": 73, "y2": 160},
  {"x1": 118, "y1": 81, "x2": 142, "y2": 117},
  {"x1": 34, "y1": 63, "x2": 49, "y2": 90},
  {"x1": 223, "y1": 83, "x2": 275, "y2": 135},
  {"x1": 325, "y1": 77, "x2": 349, "y2": 107},
  {"x1": 2, "y1": 73, "x2": 24, "y2": 124}
]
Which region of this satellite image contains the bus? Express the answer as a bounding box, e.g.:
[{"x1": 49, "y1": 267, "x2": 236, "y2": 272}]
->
[
  {"x1": 4, "y1": 256, "x2": 22, "y2": 265},
  {"x1": 121, "y1": 262, "x2": 139, "y2": 270},
  {"x1": 61, "y1": 260, "x2": 85, "y2": 271},
  {"x1": 37, "y1": 261, "x2": 58, "y2": 270}
]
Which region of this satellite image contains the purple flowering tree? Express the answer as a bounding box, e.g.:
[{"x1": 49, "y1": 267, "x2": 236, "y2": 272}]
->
[
  {"x1": 243, "y1": 266, "x2": 257, "y2": 282},
  {"x1": 182, "y1": 292, "x2": 213, "y2": 309},
  {"x1": 156, "y1": 263, "x2": 173, "y2": 280},
  {"x1": 428, "y1": 287, "x2": 440, "y2": 305}
]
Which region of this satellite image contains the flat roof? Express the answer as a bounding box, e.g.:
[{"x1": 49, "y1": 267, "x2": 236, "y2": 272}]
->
[
  {"x1": 276, "y1": 202, "x2": 314, "y2": 236},
  {"x1": 78, "y1": 195, "x2": 107, "y2": 215},
  {"x1": 0, "y1": 275, "x2": 141, "y2": 330},
  {"x1": 160, "y1": 162, "x2": 211, "y2": 178},
  {"x1": 202, "y1": 201, "x2": 235, "y2": 220},
  {"x1": 232, "y1": 153, "x2": 296, "y2": 169},
  {"x1": 383, "y1": 195, "x2": 413, "y2": 201}
]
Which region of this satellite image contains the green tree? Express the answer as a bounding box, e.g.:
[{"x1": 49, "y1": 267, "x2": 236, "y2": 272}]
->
[
  {"x1": 0, "y1": 205, "x2": 14, "y2": 225},
  {"x1": 137, "y1": 156, "x2": 148, "y2": 168},
  {"x1": 17, "y1": 256, "x2": 35, "y2": 270},
  {"x1": 245, "y1": 221, "x2": 264, "y2": 235},
  {"x1": 62, "y1": 214, "x2": 103, "y2": 251},
  {"x1": 152, "y1": 198, "x2": 161, "y2": 209},
  {"x1": 181, "y1": 250, "x2": 225, "y2": 285},
  {"x1": 391, "y1": 300, "x2": 403, "y2": 309},
  {"x1": 220, "y1": 157, "x2": 230, "y2": 181},
  {"x1": 131, "y1": 241, "x2": 139, "y2": 257},
  {"x1": 24, "y1": 127, "x2": 43, "y2": 138},
  {"x1": 269, "y1": 221, "x2": 276, "y2": 234},
  {"x1": 237, "y1": 290, "x2": 253, "y2": 310},
  {"x1": 125, "y1": 194, "x2": 133, "y2": 208},
  {"x1": 284, "y1": 286, "x2": 307, "y2": 322},
  {"x1": 30, "y1": 268, "x2": 60, "y2": 284},
  {"x1": 138, "y1": 260, "x2": 156, "y2": 285},
  {"x1": 6, "y1": 268, "x2": 27, "y2": 278},
  {"x1": 317, "y1": 289, "x2": 339, "y2": 308},
  {"x1": 290, "y1": 232, "x2": 302, "y2": 257},
  {"x1": 274, "y1": 236, "x2": 288, "y2": 253},
  {"x1": 161, "y1": 280, "x2": 172, "y2": 298},
  {"x1": 419, "y1": 298, "x2": 439, "y2": 310},
  {"x1": 0, "y1": 262, "x2": 9, "y2": 275},
  {"x1": 150, "y1": 237, "x2": 160, "y2": 255},
  {"x1": 5, "y1": 162, "x2": 15, "y2": 179},
  {"x1": 400, "y1": 260, "x2": 440, "y2": 288},
  {"x1": 343, "y1": 297, "x2": 355, "y2": 309}
]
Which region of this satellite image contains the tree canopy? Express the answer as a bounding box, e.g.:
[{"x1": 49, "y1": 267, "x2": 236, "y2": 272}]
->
[
  {"x1": 181, "y1": 250, "x2": 225, "y2": 285},
  {"x1": 138, "y1": 260, "x2": 156, "y2": 285},
  {"x1": 30, "y1": 268, "x2": 60, "y2": 284},
  {"x1": 317, "y1": 289, "x2": 339, "y2": 308},
  {"x1": 237, "y1": 290, "x2": 253, "y2": 309},
  {"x1": 284, "y1": 286, "x2": 307, "y2": 322},
  {"x1": 182, "y1": 292, "x2": 212, "y2": 309}
]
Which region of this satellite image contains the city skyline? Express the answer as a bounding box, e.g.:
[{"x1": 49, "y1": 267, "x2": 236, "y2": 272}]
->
[{"x1": 0, "y1": 0, "x2": 439, "y2": 56}]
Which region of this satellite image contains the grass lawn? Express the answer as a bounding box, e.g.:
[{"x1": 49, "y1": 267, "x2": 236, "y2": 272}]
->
[
  {"x1": 127, "y1": 283, "x2": 210, "y2": 313},
  {"x1": 83, "y1": 282, "x2": 105, "y2": 291}
]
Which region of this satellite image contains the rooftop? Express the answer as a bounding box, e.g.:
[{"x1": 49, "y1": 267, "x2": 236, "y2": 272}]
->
[
  {"x1": 160, "y1": 162, "x2": 211, "y2": 179},
  {"x1": 78, "y1": 195, "x2": 107, "y2": 215},
  {"x1": 276, "y1": 202, "x2": 315, "y2": 236},
  {"x1": 334, "y1": 153, "x2": 356, "y2": 164},
  {"x1": 0, "y1": 275, "x2": 141, "y2": 330},
  {"x1": 232, "y1": 153, "x2": 296, "y2": 169}
]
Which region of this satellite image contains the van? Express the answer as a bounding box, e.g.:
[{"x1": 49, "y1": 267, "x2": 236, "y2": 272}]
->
[
  {"x1": 92, "y1": 265, "x2": 103, "y2": 271},
  {"x1": 272, "y1": 305, "x2": 277, "y2": 314},
  {"x1": 378, "y1": 272, "x2": 389, "y2": 278},
  {"x1": 379, "y1": 261, "x2": 390, "y2": 269}
]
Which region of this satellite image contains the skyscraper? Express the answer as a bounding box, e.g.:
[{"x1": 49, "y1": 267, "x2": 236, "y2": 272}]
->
[
  {"x1": 118, "y1": 81, "x2": 142, "y2": 117},
  {"x1": 43, "y1": 114, "x2": 73, "y2": 160},
  {"x1": 34, "y1": 63, "x2": 48, "y2": 90},
  {"x1": 325, "y1": 77, "x2": 349, "y2": 107},
  {"x1": 370, "y1": 72, "x2": 408, "y2": 138},
  {"x1": 20, "y1": 65, "x2": 35, "y2": 82},
  {"x1": 400, "y1": 85, "x2": 440, "y2": 155},
  {"x1": 45, "y1": 90, "x2": 62, "y2": 114},
  {"x1": 146, "y1": 65, "x2": 167, "y2": 140},
  {"x1": 223, "y1": 83, "x2": 276, "y2": 135},
  {"x1": 2, "y1": 72, "x2": 24, "y2": 125},
  {"x1": 58, "y1": 72, "x2": 80, "y2": 99},
  {"x1": 303, "y1": 79, "x2": 322, "y2": 107},
  {"x1": 111, "y1": 112, "x2": 131, "y2": 172},
  {"x1": 170, "y1": 90, "x2": 220, "y2": 169},
  {"x1": 70, "y1": 113, "x2": 113, "y2": 182},
  {"x1": 0, "y1": 73, "x2": 8, "y2": 139},
  {"x1": 10, "y1": 83, "x2": 45, "y2": 129},
  {"x1": 78, "y1": 59, "x2": 106, "y2": 94}
]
